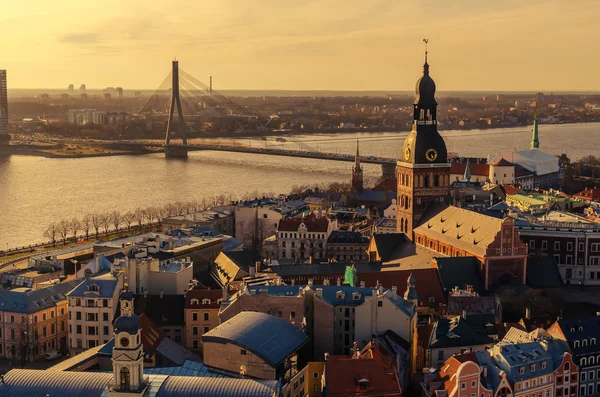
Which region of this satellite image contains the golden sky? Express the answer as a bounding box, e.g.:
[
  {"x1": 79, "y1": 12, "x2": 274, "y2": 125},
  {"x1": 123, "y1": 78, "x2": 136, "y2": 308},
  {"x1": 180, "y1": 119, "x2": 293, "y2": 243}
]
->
[{"x1": 1, "y1": 0, "x2": 599, "y2": 91}]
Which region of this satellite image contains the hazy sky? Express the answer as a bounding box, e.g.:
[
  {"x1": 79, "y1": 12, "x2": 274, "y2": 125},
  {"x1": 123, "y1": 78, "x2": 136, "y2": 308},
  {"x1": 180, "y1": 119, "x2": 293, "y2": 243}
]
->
[{"x1": 1, "y1": 0, "x2": 599, "y2": 91}]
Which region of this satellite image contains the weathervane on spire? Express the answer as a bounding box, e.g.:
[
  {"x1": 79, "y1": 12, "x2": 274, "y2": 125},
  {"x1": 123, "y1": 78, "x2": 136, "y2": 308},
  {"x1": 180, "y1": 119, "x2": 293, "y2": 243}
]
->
[{"x1": 423, "y1": 39, "x2": 429, "y2": 63}]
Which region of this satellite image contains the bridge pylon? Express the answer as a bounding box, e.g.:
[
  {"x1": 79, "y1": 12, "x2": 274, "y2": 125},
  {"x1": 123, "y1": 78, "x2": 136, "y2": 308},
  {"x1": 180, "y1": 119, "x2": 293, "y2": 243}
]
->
[{"x1": 165, "y1": 60, "x2": 188, "y2": 158}]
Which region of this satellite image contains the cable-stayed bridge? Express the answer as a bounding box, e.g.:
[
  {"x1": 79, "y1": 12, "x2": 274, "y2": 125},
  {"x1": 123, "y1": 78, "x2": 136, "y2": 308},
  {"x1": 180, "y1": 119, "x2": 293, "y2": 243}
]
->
[{"x1": 122, "y1": 61, "x2": 396, "y2": 175}]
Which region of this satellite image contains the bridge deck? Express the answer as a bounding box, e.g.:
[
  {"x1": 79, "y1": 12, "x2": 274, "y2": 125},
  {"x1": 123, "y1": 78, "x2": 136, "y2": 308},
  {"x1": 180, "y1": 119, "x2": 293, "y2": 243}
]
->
[{"x1": 121, "y1": 141, "x2": 396, "y2": 165}]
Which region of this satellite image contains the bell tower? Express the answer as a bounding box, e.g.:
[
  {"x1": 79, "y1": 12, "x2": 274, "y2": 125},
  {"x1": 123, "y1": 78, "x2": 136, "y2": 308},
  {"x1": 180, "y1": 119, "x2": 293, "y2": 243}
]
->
[
  {"x1": 109, "y1": 287, "x2": 147, "y2": 397},
  {"x1": 397, "y1": 40, "x2": 450, "y2": 239}
]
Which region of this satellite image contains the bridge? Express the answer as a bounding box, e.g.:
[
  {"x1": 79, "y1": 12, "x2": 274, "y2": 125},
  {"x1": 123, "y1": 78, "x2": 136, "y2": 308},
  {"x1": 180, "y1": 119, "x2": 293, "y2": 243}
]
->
[
  {"x1": 119, "y1": 140, "x2": 397, "y2": 175},
  {"x1": 124, "y1": 60, "x2": 397, "y2": 176}
]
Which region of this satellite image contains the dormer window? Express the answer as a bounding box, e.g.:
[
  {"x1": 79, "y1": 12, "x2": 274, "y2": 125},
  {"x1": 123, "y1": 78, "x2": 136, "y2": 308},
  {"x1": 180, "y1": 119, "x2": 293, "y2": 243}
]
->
[
  {"x1": 579, "y1": 326, "x2": 583, "y2": 331},
  {"x1": 336, "y1": 291, "x2": 345, "y2": 299},
  {"x1": 357, "y1": 378, "x2": 369, "y2": 390},
  {"x1": 592, "y1": 338, "x2": 596, "y2": 345},
  {"x1": 542, "y1": 362, "x2": 546, "y2": 369},
  {"x1": 531, "y1": 365, "x2": 536, "y2": 372},
  {"x1": 352, "y1": 292, "x2": 361, "y2": 300},
  {"x1": 202, "y1": 299, "x2": 211, "y2": 305},
  {"x1": 520, "y1": 368, "x2": 525, "y2": 375},
  {"x1": 574, "y1": 341, "x2": 580, "y2": 348},
  {"x1": 88, "y1": 284, "x2": 99, "y2": 292},
  {"x1": 191, "y1": 299, "x2": 199, "y2": 305}
]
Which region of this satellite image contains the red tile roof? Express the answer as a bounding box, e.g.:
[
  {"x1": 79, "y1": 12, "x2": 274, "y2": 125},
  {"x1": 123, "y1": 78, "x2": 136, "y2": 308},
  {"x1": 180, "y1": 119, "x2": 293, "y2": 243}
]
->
[
  {"x1": 438, "y1": 353, "x2": 479, "y2": 393},
  {"x1": 502, "y1": 184, "x2": 520, "y2": 195},
  {"x1": 139, "y1": 313, "x2": 164, "y2": 355},
  {"x1": 278, "y1": 214, "x2": 329, "y2": 232},
  {"x1": 573, "y1": 187, "x2": 600, "y2": 202},
  {"x1": 325, "y1": 356, "x2": 402, "y2": 396},
  {"x1": 491, "y1": 157, "x2": 514, "y2": 166},
  {"x1": 359, "y1": 268, "x2": 446, "y2": 305},
  {"x1": 450, "y1": 162, "x2": 490, "y2": 177}
]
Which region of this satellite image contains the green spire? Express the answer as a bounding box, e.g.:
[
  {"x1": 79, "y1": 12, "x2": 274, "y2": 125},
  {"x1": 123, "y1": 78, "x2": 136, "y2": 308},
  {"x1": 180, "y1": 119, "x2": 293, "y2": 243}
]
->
[
  {"x1": 343, "y1": 264, "x2": 358, "y2": 287},
  {"x1": 531, "y1": 116, "x2": 540, "y2": 149},
  {"x1": 464, "y1": 160, "x2": 471, "y2": 182}
]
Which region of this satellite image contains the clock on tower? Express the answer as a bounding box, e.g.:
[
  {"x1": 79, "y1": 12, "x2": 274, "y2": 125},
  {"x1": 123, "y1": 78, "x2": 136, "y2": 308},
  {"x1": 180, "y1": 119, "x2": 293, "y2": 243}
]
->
[{"x1": 396, "y1": 41, "x2": 450, "y2": 240}]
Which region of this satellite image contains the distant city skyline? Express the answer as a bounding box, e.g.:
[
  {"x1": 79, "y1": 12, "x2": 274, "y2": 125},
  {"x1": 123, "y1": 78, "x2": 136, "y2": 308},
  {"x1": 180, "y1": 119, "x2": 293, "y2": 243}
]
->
[{"x1": 2, "y1": 0, "x2": 599, "y2": 91}]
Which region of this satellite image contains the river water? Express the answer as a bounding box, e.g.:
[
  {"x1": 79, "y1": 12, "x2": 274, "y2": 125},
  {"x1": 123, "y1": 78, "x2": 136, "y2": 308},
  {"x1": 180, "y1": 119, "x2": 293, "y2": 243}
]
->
[{"x1": 0, "y1": 122, "x2": 598, "y2": 248}]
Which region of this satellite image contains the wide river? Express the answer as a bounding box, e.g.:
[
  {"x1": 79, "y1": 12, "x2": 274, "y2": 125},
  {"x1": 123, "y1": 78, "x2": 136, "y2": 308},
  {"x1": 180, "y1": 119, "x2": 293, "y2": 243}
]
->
[{"x1": 0, "y1": 122, "x2": 598, "y2": 248}]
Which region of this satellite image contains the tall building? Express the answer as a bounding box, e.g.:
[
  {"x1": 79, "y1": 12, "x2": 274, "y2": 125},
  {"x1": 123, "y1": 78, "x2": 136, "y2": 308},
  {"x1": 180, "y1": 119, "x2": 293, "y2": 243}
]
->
[
  {"x1": 352, "y1": 140, "x2": 364, "y2": 191},
  {"x1": 0, "y1": 70, "x2": 10, "y2": 143},
  {"x1": 396, "y1": 49, "x2": 450, "y2": 239}
]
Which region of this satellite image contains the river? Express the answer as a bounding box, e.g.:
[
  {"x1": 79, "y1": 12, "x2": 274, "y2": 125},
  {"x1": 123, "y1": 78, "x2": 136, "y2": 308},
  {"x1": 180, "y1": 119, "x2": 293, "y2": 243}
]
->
[{"x1": 0, "y1": 122, "x2": 598, "y2": 248}]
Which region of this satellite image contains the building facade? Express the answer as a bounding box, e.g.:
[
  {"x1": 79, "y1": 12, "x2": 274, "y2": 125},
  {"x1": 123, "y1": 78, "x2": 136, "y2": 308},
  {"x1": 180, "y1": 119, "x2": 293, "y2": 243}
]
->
[
  {"x1": 276, "y1": 214, "x2": 334, "y2": 261},
  {"x1": 67, "y1": 272, "x2": 123, "y2": 352},
  {"x1": 0, "y1": 70, "x2": 9, "y2": 142},
  {"x1": 184, "y1": 288, "x2": 224, "y2": 352}
]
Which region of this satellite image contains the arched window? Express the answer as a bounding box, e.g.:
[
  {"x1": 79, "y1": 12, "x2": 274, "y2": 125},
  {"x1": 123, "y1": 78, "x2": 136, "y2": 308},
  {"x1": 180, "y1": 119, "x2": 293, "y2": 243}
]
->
[
  {"x1": 592, "y1": 338, "x2": 596, "y2": 345},
  {"x1": 120, "y1": 367, "x2": 130, "y2": 391},
  {"x1": 589, "y1": 356, "x2": 595, "y2": 365},
  {"x1": 581, "y1": 357, "x2": 587, "y2": 366},
  {"x1": 424, "y1": 175, "x2": 430, "y2": 188},
  {"x1": 434, "y1": 175, "x2": 440, "y2": 187},
  {"x1": 574, "y1": 341, "x2": 580, "y2": 348},
  {"x1": 583, "y1": 339, "x2": 588, "y2": 347},
  {"x1": 564, "y1": 362, "x2": 570, "y2": 371},
  {"x1": 406, "y1": 198, "x2": 410, "y2": 210}
]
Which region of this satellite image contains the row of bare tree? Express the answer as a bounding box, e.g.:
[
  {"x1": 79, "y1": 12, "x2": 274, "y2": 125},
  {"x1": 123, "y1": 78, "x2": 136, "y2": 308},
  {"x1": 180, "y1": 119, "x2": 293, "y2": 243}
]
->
[{"x1": 41, "y1": 199, "x2": 227, "y2": 246}]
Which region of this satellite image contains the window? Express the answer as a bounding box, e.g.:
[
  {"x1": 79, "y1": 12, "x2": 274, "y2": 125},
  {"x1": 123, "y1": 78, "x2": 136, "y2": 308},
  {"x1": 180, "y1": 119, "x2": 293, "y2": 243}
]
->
[
  {"x1": 76, "y1": 312, "x2": 81, "y2": 320},
  {"x1": 542, "y1": 241, "x2": 548, "y2": 250},
  {"x1": 192, "y1": 327, "x2": 198, "y2": 335},
  {"x1": 520, "y1": 367, "x2": 525, "y2": 375},
  {"x1": 565, "y1": 362, "x2": 570, "y2": 371},
  {"x1": 241, "y1": 349, "x2": 247, "y2": 355},
  {"x1": 582, "y1": 372, "x2": 587, "y2": 381},
  {"x1": 103, "y1": 299, "x2": 108, "y2": 307},
  {"x1": 203, "y1": 326, "x2": 209, "y2": 333},
  {"x1": 555, "y1": 241, "x2": 560, "y2": 250},
  {"x1": 581, "y1": 386, "x2": 586, "y2": 396},
  {"x1": 192, "y1": 339, "x2": 199, "y2": 349},
  {"x1": 76, "y1": 325, "x2": 82, "y2": 334},
  {"x1": 461, "y1": 383, "x2": 466, "y2": 390},
  {"x1": 471, "y1": 381, "x2": 476, "y2": 387},
  {"x1": 531, "y1": 364, "x2": 536, "y2": 372},
  {"x1": 203, "y1": 312, "x2": 209, "y2": 321},
  {"x1": 192, "y1": 313, "x2": 198, "y2": 321},
  {"x1": 438, "y1": 351, "x2": 444, "y2": 360},
  {"x1": 103, "y1": 313, "x2": 108, "y2": 321},
  {"x1": 377, "y1": 301, "x2": 383, "y2": 307},
  {"x1": 542, "y1": 362, "x2": 546, "y2": 369},
  {"x1": 313, "y1": 372, "x2": 319, "y2": 379},
  {"x1": 103, "y1": 326, "x2": 109, "y2": 335},
  {"x1": 567, "y1": 242, "x2": 573, "y2": 251}
]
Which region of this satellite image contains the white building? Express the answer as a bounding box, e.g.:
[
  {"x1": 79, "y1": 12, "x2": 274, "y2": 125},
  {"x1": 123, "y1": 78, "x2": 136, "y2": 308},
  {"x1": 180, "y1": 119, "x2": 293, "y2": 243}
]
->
[
  {"x1": 67, "y1": 272, "x2": 124, "y2": 352},
  {"x1": 489, "y1": 157, "x2": 515, "y2": 185}
]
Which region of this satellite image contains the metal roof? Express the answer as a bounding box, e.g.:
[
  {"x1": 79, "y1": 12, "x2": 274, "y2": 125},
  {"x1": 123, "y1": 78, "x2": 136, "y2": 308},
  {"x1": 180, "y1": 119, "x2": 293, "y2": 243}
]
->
[
  {"x1": 0, "y1": 279, "x2": 81, "y2": 314},
  {"x1": 67, "y1": 272, "x2": 120, "y2": 298},
  {"x1": 155, "y1": 376, "x2": 279, "y2": 397},
  {"x1": 0, "y1": 369, "x2": 112, "y2": 397},
  {"x1": 202, "y1": 311, "x2": 308, "y2": 368}
]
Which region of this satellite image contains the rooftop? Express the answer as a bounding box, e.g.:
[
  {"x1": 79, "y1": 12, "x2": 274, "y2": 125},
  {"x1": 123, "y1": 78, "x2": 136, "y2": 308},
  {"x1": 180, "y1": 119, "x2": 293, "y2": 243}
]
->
[
  {"x1": 67, "y1": 272, "x2": 120, "y2": 298},
  {"x1": 202, "y1": 311, "x2": 308, "y2": 368},
  {"x1": 0, "y1": 279, "x2": 81, "y2": 314}
]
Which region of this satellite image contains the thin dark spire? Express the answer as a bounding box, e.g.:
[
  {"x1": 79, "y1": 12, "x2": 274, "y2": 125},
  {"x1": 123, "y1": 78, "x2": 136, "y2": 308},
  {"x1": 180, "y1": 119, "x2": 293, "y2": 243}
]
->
[{"x1": 423, "y1": 38, "x2": 429, "y2": 74}]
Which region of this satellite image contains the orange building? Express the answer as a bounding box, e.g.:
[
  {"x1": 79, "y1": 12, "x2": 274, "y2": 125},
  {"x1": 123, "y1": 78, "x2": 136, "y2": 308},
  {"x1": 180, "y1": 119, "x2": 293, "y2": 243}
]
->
[
  {"x1": 184, "y1": 287, "x2": 226, "y2": 352},
  {"x1": 0, "y1": 280, "x2": 79, "y2": 361}
]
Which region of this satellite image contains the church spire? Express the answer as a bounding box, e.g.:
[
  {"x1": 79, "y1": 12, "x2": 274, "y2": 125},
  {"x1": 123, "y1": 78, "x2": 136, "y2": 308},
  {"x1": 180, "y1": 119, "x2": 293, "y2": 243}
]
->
[
  {"x1": 423, "y1": 38, "x2": 429, "y2": 75},
  {"x1": 464, "y1": 160, "x2": 471, "y2": 182},
  {"x1": 354, "y1": 139, "x2": 361, "y2": 169},
  {"x1": 531, "y1": 115, "x2": 540, "y2": 149}
]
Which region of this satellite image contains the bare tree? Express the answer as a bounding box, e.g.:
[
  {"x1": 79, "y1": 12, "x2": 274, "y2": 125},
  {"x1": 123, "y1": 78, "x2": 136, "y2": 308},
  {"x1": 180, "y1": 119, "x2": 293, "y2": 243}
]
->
[
  {"x1": 122, "y1": 211, "x2": 135, "y2": 232},
  {"x1": 19, "y1": 318, "x2": 38, "y2": 368},
  {"x1": 110, "y1": 211, "x2": 122, "y2": 234},
  {"x1": 190, "y1": 201, "x2": 202, "y2": 213},
  {"x1": 144, "y1": 207, "x2": 157, "y2": 229},
  {"x1": 91, "y1": 213, "x2": 102, "y2": 237},
  {"x1": 43, "y1": 223, "x2": 58, "y2": 246},
  {"x1": 134, "y1": 208, "x2": 146, "y2": 230},
  {"x1": 58, "y1": 219, "x2": 70, "y2": 245},
  {"x1": 100, "y1": 213, "x2": 111, "y2": 235},
  {"x1": 70, "y1": 218, "x2": 81, "y2": 240},
  {"x1": 81, "y1": 214, "x2": 92, "y2": 240}
]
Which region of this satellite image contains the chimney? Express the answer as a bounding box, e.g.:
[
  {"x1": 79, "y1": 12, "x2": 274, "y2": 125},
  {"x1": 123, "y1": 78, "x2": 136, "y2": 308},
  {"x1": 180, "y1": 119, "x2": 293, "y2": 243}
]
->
[
  {"x1": 308, "y1": 279, "x2": 314, "y2": 287},
  {"x1": 168, "y1": 236, "x2": 174, "y2": 250},
  {"x1": 391, "y1": 286, "x2": 398, "y2": 295},
  {"x1": 316, "y1": 288, "x2": 323, "y2": 298},
  {"x1": 249, "y1": 265, "x2": 256, "y2": 277},
  {"x1": 336, "y1": 277, "x2": 341, "y2": 286},
  {"x1": 222, "y1": 284, "x2": 228, "y2": 301},
  {"x1": 462, "y1": 310, "x2": 467, "y2": 320},
  {"x1": 323, "y1": 279, "x2": 330, "y2": 286},
  {"x1": 209, "y1": 75, "x2": 212, "y2": 94},
  {"x1": 525, "y1": 307, "x2": 531, "y2": 320},
  {"x1": 160, "y1": 289, "x2": 164, "y2": 299},
  {"x1": 360, "y1": 281, "x2": 365, "y2": 288},
  {"x1": 256, "y1": 261, "x2": 262, "y2": 272}
]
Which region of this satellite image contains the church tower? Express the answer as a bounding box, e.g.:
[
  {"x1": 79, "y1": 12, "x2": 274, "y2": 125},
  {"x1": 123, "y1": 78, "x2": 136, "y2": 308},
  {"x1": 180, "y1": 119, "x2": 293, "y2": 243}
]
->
[
  {"x1": 351, "y1": 139, "x2": 364, "y2": 191},
  {"x1": 109, "y1": 287, "x2": 147, "y2": 397},
  {"x1": 397, "y1": 41, "x2": 450, "y2": 239}
]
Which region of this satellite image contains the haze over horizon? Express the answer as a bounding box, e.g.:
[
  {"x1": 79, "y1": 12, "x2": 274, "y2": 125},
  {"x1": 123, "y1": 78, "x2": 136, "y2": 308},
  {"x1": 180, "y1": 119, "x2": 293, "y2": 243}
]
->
[{"x1": 2, "y1": 0, "x2": 599, "y2": 91}]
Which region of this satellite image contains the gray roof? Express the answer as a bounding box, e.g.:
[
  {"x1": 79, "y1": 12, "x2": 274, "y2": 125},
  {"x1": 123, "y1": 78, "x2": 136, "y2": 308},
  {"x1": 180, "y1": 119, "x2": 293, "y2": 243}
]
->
[
  {"x1": 0, "y1": 280, "x2": 81, "y2": 314},
  {"x1": 0, "y1": 369, "x2": 112, "y2": 397},
  {"x1": 202, "y1": 311, "x2": 308, "y2": 368},
  {"x1": 155, "y1": 376, "x2": 279, "y2": 397},
  {"x1": 436, "y1": 256, "x2": 485, "y2": 294},
  {"x1": 67, "y1": 272, "x2": 120, "y2": 298}
]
